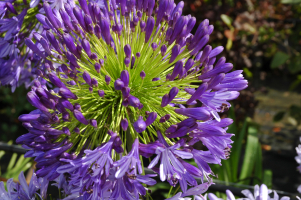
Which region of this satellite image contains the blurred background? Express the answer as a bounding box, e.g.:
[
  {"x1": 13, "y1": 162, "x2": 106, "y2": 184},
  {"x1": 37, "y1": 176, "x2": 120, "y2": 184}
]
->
[{"x1": 1, "y1": 0, "x2": 301, "y2": 198}]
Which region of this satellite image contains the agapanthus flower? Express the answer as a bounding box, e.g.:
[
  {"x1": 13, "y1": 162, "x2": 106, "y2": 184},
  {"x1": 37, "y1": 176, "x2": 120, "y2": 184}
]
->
[
  {"x1": 296, "y1": 137, "x2": 301, "y2": 193},
  {"x1": 0, "y1": 1, "x2": 14, "y2": 19},
  {"x1": 16, "y1": 0, "x2": 248, "y2": 198},
  {"x1": 0, "y1": 0, "x2": 77, "y2": 91},
  {"x1": 207, "y1": 184, "x2": 290, "y2": 200},
  {"x1": 0, "y1": 171, "x2": 49, "y2": 200},
  {"x1": 165, "y1": 182, "x2": 211, "y2": 200},
  {"x1": 0, "y1": 6, "x2": 38, "y2": 90},
  {"x1": 0, "y1": 9, "x2": 26, "y2": 40},
  {"x1": 56, "y1": 132, "x2": 156, "y2": 199}
]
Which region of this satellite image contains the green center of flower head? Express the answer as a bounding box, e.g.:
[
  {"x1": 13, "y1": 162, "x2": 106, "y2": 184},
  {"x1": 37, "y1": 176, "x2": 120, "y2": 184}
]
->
[
  {"x1": 42, "y1": 5, "x2": 202, "y2": 154},
  {"x1": 64, "y1": 23, "x2": 198, "y2": 150}
]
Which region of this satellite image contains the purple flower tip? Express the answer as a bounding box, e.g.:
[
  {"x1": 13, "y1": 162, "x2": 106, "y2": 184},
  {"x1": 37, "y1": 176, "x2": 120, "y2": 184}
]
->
[
  {"x1": 140, "y1": 71, "x2": 146, "y2": 79},
  {"x1": 98, "y1": 90, "x2": 105, "y2": 97},
  {"x1": 105, "y1": 75, "x2": 111, "y2": 85},
  {"x1": 145, "y1": 112, "x2": 157, "y2": 126},
  {"x1": 114, "y1": 79, "x2": 125, "y2": 90},
  {"x1": 152, "y1": 77, "x2": 160, "y2": 81},
  {"x1": 121, "y1": 118, "x2": 128, "y2": 131},
  {"x1": 62, "y1": 127, "x2": 70, "y2": 135},
  {"x1": 160, "y1": 116, "x2": 166, "y2": 123},
  {"x1": 133, "y1": 116, "x2": 146, "y2": 133},
  {"x1": 120, "y1": 70, "x2": 129, "y2": 87},
  {"x1": 151, "y1": 43, "x2": 158, "y2": 51},
  {"x1": 83, "y1": 71, "x2": 92, "y2": 85},
  {"x1": 128, "y1": 95, "x2": 140, "y2": 108},
  {"x1": 124, "y1": 57, "x2": 131, "y2": 67},
  {"x1": 90, "y1": 119, "x2": 97, "y2": 128},
  {"x1": 124, "y1": 44, "x2": 132, "y2": 58},
  {"x1": 95, "y1": 63, "x2": 101, "y2": 73}
]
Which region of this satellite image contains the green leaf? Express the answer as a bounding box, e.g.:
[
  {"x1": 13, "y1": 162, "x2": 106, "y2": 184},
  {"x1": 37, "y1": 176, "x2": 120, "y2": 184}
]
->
[
  {"x1": 289, "y1": 105, "x2": 301, "y2": 121},
  {"x1": 239, "y1": 125, "x2": 259, "y2": 184},
  {"x1": 222, "y1": 157, "x2": 231, "y2": 184},
  {"x1": 227, "y1": 106, "x2": 236, "y2": 134},
  {"x1": 290, "y1": 75, "x2": 301, "y2": 90},
  {"x1": 281, "y1": 0, "x2": 301, "y2": 3},
  {"x1": 7, "y1": 153, "x2": 17, "y2": 170},
  {"x1": 288, "y1": 56, "x2": 301, "y2": 73},
  {"x1": 221, "y1": 14, "x2": 233, "y2": 27},
  {"x1": 243, "y1": 68, "x2": 253, "y2": 78},
  {"x1": 253, "y1": 143, "x2": 263, "y2": 185},
  {"x1": 273, "y1": 111, "x2": 286, "y2": 122},
  {"x1": 231, "y1": 118, "x2": 248, "y2": 182},
  {"x1": 270, "y1": 51, "x2": 290, "y2": 69},
  {"x1": 226, "y1": 39, "x2": 233, "y2": 50},
  {"x1": 263, "y1": 170, "x2": 273, "y2": 188}
]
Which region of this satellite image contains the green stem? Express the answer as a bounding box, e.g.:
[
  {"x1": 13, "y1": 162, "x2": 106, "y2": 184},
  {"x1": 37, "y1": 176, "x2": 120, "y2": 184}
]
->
[
  {"x1": 59, "y1": 189, "x2": 62, "y2": 199},
  {"x1": 173, "y1": 185, "x2": 180, "y2": 195},
  {"x1": 167, "y1": 186, "x2": 173, "y2": 199}
]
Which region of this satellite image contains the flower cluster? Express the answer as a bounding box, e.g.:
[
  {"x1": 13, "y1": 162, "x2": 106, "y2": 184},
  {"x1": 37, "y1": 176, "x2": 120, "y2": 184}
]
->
[
  {"x1": 0, "y1": 0, "x2": 80, "y2": 91},
  {"x1": 0, "y1": 0, "x2": 42, "y2": 91},
  {"x1": 14, "y1": 0, "x2": 247, "y2": 199},
  {"x1": 296, "y1": 137, "x2": 301, "y2": 193},
  {"x1": 207, "y1": 184, "x2": 291, "y2": 200},
  {"x1": 0, "y1": 171, "x2": 48, "y2": 200}
]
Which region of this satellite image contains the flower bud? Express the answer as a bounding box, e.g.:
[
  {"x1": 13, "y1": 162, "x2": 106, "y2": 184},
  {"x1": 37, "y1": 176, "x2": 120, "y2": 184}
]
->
[
  {"x1": 145, "y1": 112, "x2": 157, "y2": 126},
  {"x1": 133, "y1": 116, "x2": 146, "y2": 133},
  {"x1": 124, "y1": 57, "x2": 130, "y2": 67},
  {"x1": 73, "y1": 110, "x2": 89, "y2": 125},
  {"x1": 98, "y1": 90, "x2": 105, "y2": 97},
  {"x1": 145, "y1": 17, "x2": 155, "y2": 43},
  {"x1": 120, "y1": 70, "x2": 129, "y2": 87},
  {"x1": 114, "y1": 79, "x2": 125, "y2": 90},
  {"x1": 83, "y1": 71, "x2": 92, "y2": 85},
  {"x1": 121, "y1": 118, "x2": 128, "y2": 131},
  {"x1": 95, "y1": 63, "x2": 101, "y2": 73},
  {"x1": 90, "y1": 119, "x2": 97, "y2": 128},
  {"x1": 82, "y1": 38, "x2": 92, "y2": 57},
  {"x1": 128, "y1": 95, "x2": 140, "y2": 107},
  {"x1": 124, "y1": 44, "x2": 132, "y2": 58},
  {"x1": 140, "y1": 71, "x2": 146, "y2": 79},
  {"x1": 122, "y1": 87, "x2": 130, "y2": 98},
  {"x1": 105, "y1": 75, "x2": 111, "y2": 85}
]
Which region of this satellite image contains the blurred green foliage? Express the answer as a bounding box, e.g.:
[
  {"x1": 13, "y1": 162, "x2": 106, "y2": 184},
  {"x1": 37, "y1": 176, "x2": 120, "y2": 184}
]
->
[
  {"x1": 181, "y1": 0, "x2": 301, "y2": 91},
  {"x1": 0, "y1": 141, "x2": 33, "y2": 186}
]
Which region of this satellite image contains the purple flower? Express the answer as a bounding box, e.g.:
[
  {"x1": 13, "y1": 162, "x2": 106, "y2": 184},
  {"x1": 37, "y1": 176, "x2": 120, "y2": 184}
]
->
[
  {"x1": 166, "y1": 182, "x2": 211, "y2": 200},
  {"x1": 121, "y1": 118, "x2": 129, "y2": 131},
  {"x1": 0, "y1": 171, "x2": 48, "y2": 200},
  {"x1": 0, "y1": 10, "x2": 26, "y2": 40},
  {"x1": 113, "y1": 139, "x2": 142, "y2": 178},
  {"x1": 109, "y1": 169, "x2": 157, "y2": 200},
  {"x1": 57, "y1": 134, "x2": 117, "y2": 178},
  {"x1": 0, "y1": 38, "x2": 18, "y2": 58},
  {"x1": 191, "y1": 150, "x2": 220, "y2": 181},
  {"x1": 208, "y1": 184, "x2": 290, "y2": 200},
  {"x1": 133, "y1": 116, "x2": 146, "y2": 133},
  {"x1": 143, "y1": 131, "x2": 193, "y2": 185},
  {"x1": 13, "y1": 0, "x2": 248, "y2": 198}
]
